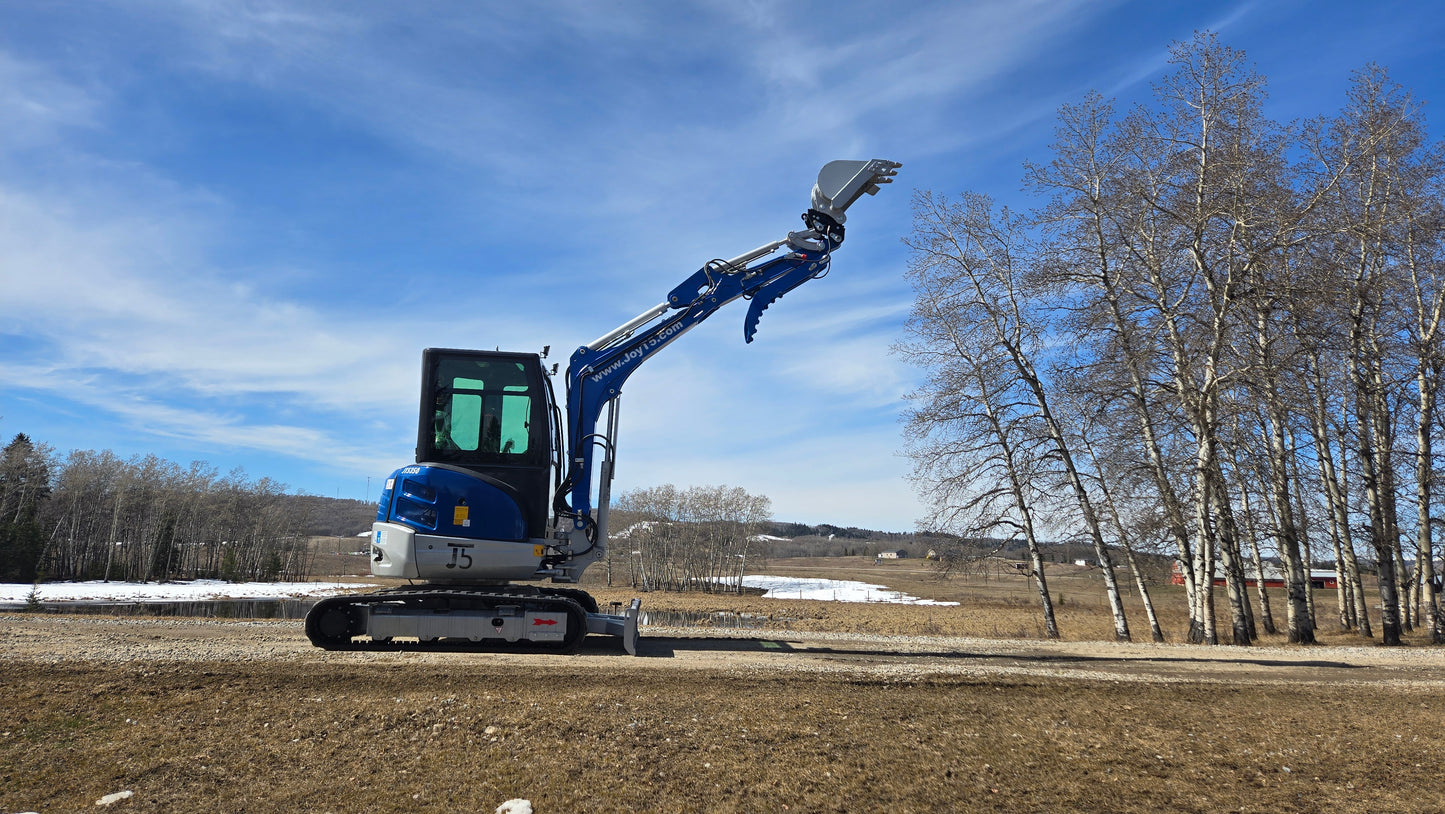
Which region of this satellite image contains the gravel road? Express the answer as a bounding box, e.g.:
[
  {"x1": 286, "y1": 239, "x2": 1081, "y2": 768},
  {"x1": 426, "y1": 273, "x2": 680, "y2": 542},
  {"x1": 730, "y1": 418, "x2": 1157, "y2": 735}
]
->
[{"x1": 4, "y1": 613, "x2": 1442, "y2": 688}]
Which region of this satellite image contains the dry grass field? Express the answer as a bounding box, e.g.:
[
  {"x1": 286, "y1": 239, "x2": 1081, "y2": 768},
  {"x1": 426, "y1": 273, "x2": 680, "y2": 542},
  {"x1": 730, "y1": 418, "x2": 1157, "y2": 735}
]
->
[
  {"x1": 586, "y1": 554, "x2": 1445, "y2": 648},
  {"x1": 3, "y1": 550, "x2": 1443, "y2": 813}
]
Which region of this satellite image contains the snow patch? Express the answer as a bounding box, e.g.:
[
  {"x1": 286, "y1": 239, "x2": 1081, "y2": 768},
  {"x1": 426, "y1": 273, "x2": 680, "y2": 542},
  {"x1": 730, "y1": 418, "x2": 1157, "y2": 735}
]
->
[
  {"x1": 609, "y1": 521, "x2": 657, "y2": 539},
  {"x1": 3, "y1": 576, "x2": 955, "y2": 607},
  {"x1": 741, "y1": 575, "x2": 959, "y2": 606},
  {"x1": 0, "y1": 580, "x2": 373, "y2": 604}
]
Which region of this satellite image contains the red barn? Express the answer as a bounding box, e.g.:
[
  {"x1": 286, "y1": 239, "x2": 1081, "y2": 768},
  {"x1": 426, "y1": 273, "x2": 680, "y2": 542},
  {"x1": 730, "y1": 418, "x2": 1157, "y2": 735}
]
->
[{"x1": 1171, "y1": 562, "x2": 1338, "y2": 590}]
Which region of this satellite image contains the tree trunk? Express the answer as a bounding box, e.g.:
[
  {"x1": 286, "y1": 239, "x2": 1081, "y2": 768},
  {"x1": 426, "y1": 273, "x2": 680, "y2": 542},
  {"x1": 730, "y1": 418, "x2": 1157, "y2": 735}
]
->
[
  {"x1": 1208, "y1": 462, "x2": 1254, "y2": 645},
  {"x1": 1308, "y1": 369, "x2": 1372, "y2": 637},
  {"x1": 102, "y1": 488, "x2": 124, "y2": 583},
  {"x1": 1356, "y1": 356, "x2": 1403, "y2": 646},
  {"x1": 1122, "y1": 541, "x2": 1165, "y2": 643},
  {"x1": 1235, "y1": 475, "x2": 1278, "y2": 635}
]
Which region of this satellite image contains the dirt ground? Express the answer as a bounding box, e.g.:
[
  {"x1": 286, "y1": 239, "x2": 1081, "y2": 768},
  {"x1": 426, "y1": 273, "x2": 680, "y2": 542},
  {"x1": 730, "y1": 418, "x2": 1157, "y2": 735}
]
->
[{"x1": 4, "y1": 592, "x2": 1445, "y2": 813}]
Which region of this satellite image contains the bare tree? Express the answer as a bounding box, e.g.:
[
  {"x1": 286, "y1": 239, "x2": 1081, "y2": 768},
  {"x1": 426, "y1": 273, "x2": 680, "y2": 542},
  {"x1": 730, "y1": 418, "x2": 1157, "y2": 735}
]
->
[
  {"x1": 898, "y1": 34, "x2": 1445, "y2": 651},
  {"x1": 904, "y1": 191, "x2": 1131, "y2": 640},
  {"x1": 1301, "y1": 65, "x2": 1445, "y2": 644},
  {"x1": 27, "y1": 450, "x2": 311, "y2": 583},
  {"x1": 614, "y1": 484, "x2": 771, "y2": 592},
  {"x1": 1055, "y1": 385, "x2": 1167, "y2": 642},
  {"x1": 898, "y1": 268, "x2": 1061, "y2": 638}
]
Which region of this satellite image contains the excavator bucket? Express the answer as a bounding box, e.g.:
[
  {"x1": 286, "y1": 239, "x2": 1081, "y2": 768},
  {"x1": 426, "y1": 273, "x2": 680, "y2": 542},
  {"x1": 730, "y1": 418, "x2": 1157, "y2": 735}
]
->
[{"x1": 810, "y1": 159, "x2": 902, "y2": 223}]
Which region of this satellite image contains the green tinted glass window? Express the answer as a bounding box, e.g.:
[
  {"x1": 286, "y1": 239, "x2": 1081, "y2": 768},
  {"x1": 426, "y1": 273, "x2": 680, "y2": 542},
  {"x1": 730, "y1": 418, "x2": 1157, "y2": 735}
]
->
[{"x1": 432, "y1": 364, "x2": 533, "y2": 457}]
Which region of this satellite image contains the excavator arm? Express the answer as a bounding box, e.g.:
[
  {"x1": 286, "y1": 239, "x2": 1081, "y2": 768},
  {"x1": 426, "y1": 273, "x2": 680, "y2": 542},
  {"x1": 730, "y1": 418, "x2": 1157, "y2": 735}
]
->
[{"x1": 546, "y1": 159, "x2": 901, "y2": 576}]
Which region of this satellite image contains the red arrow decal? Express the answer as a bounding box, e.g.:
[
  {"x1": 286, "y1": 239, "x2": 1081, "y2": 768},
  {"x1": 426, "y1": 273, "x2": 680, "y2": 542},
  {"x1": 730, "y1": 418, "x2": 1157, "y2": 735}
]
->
[{"x1": 532, "y1": 618, "x2": 558, "y2": 626}]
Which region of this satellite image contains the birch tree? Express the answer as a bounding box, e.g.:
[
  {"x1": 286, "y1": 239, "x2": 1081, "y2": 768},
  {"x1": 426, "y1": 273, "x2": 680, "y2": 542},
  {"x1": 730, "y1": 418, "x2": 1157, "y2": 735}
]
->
[
  {"x1": 1028, "y1": 90, "x2": 1206, "y2": 641},
  {"x1": 1303, "y1": 65, "x2": 1444, "y2": 644},
  {"x1": 615, "y1": 484, "x2": 772, "y2": 592},
  {"x1": 904, "y1": 191, "x2": 1131, "y2": 640},
  {"x1": 898, "y1": 260, "x2": 1061, "y2": 638},
  {"x1": 901, "y1": 33, "x2": 1445, "y2": 649}
]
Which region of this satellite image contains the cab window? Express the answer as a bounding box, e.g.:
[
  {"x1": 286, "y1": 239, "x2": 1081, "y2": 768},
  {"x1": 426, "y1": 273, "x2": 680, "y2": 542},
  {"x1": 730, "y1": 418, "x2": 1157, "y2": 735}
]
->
[{"x1": 432, "y1": 360, "x2": 535, "y2": 458}]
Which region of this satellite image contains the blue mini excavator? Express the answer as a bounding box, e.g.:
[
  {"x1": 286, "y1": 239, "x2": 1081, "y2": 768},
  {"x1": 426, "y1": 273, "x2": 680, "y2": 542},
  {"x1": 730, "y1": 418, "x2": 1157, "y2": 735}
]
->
[{"x1": 305, "y1": 159, "x2": 901, "y2": 654}]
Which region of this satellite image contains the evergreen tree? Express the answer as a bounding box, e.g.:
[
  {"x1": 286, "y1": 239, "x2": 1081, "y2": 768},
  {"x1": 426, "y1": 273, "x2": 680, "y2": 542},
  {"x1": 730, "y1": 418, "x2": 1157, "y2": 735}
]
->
[{"x1": 0, "y1": 434, "x2": 53, "y2": 582}]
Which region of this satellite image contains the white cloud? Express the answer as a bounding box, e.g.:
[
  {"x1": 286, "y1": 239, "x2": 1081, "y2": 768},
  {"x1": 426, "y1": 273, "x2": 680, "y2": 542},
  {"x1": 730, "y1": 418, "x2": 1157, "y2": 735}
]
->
[
  {"x1": 0, "y1": 185, "x2": 387, "y2": 401},
  {"x1": 0, "y1": 1, "x2": 1131, "y2": 525},
  {"x1": 0, "y1": 51, "x2": 102, "y2": 150}
]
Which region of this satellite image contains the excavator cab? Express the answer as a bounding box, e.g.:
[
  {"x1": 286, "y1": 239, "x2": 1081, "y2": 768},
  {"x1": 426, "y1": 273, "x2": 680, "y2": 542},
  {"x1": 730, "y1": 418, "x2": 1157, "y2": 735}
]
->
[
  {"x1": 367, "y1": 349, "x2": 559, "y2": 584},
  {"x1": 414, "y1": 349, "x2": 555, "y2": 540}
]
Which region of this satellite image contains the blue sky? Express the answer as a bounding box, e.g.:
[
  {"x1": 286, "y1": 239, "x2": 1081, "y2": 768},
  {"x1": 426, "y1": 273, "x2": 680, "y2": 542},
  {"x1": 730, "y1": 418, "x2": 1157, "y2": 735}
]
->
[{"x1": 1, "y1": 1, "x2": 1442, "y2": 531}]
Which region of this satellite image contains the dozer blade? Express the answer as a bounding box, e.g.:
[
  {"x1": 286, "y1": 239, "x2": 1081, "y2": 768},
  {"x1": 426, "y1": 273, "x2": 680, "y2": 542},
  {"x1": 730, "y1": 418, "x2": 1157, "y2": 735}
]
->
[{"x1": 586, "y1": 597, "x2": 642, "y2": 656}]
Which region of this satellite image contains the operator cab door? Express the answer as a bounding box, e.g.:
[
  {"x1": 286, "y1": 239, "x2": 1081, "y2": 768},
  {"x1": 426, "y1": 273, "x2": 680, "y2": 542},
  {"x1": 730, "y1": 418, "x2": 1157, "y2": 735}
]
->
[{"x1": 416, "y1": 349, "x2": 553, "y2": 539}]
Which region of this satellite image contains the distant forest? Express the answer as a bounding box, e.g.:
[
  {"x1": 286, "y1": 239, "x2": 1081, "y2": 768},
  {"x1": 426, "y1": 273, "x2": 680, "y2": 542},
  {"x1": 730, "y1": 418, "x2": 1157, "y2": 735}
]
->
[
  {"x1": 0, "y1": 427, "x2": 1160, "y2": 596},
  {"x1": 0, "y1": 432, "x2": 375, "y2": 584}
]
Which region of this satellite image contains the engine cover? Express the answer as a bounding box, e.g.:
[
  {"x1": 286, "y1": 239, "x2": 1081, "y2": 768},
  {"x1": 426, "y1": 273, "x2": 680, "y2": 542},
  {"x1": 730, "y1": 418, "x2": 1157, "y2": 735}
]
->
[{"x1": 378, "y1": 464, "x2": 528, "y2": 541}]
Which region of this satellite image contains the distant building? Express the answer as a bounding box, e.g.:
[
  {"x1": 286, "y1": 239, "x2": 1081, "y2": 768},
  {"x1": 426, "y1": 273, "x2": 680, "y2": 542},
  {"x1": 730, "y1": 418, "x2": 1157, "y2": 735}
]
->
[
  {"x1": 877, "y1": 549, "x2": 907, "y2": 559},
  {"x1": 1170, "y1": 562, "x2": 1339, "y2": 589}
]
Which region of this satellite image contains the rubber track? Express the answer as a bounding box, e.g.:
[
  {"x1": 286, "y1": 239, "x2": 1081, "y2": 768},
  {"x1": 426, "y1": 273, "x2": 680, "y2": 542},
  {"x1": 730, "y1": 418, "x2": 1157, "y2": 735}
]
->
[{"x1": 305, "y1": 588, "x2": 589, "y2": 653}]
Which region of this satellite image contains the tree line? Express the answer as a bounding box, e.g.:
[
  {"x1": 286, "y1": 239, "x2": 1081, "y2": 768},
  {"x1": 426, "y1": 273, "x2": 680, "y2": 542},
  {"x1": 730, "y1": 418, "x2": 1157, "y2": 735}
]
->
[
  {"x1": 898, "y1": 33, "x2": 1445, "y2": 646},
  {"x1": 607, "y1": 484, "x2": 772, "y2": 592},
  {"x1": 0, "y1": 433, "x2": 360, "y2": 584}
]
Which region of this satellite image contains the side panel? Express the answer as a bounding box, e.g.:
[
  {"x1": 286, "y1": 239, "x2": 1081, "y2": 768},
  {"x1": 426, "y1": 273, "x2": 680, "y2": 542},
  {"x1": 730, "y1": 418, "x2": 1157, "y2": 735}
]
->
[
  {"x1": 412, "y1": 533, "x2": 547, "y2": 582},
  {"x1": 366, "y1": 607, "x2": 569, "y2": 643},
  {"x1": 371, "y1": 522, "x2": 547, "y2": 582},
  {"x1": 371, "y1": 522, "x2": 419, "y2": 579}
]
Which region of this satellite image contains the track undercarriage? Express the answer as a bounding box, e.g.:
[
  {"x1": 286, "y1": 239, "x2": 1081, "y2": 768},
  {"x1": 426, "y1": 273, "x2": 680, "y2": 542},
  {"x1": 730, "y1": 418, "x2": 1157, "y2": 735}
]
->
[{"x1": 304, "y1": 587, "x2": 640, "y2": 655}]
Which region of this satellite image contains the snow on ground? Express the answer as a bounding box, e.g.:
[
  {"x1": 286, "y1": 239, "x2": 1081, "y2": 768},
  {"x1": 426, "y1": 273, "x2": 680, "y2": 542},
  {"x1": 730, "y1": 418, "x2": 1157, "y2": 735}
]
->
[
  {"x1": 1, "y1": 576, "x2": 954, "y2": 606},
  {"x1": 741, "y1": 575, "x2": 959, "y2": 606},
  {"x1": 0, "y1": 580, "x2": 373, "y2": 604},
  {"x1": 610, "y1": 521, "x2": 657, "y2": 540}
]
